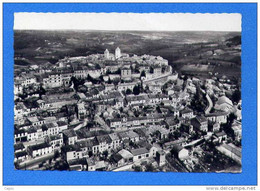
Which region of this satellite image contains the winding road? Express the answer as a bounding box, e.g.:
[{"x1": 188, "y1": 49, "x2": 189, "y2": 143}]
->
[{"x1": 205, "y1": 94, "x2": 213, "y2": 114}]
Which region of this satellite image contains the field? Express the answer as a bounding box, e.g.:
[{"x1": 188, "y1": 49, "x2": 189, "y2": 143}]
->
[
  {"x1": 181, "y1": 64, "x2": 213, "y2": 72},
  {"x1": 14, "y1": 30, "x2": 241, "y2": 79}
]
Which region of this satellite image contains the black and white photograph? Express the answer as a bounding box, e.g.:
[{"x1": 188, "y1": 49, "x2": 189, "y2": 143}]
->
[{"x1": 13, "y1": 13, "x2": 242, "y2": 173}]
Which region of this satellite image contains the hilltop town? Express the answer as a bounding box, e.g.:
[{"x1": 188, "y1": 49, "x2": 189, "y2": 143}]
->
[{"x1": 14, "y1": 47, "x2": 242, "y2": 172}]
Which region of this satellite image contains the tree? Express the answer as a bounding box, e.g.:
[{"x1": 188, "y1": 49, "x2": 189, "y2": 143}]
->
[
  {"x1": 71, "y1": 76, "x2": 85, "y2": 91},
  {"x1": 193, "y1": 164, "x2": 204, "y2": 172},
  {"x1": 54, "y1": 150, "x2": 60, "y2": 160},
  {"x1": 133, "y1": 85, "x2": 140, "y2": 95},
  {"x1": 168, "y1": 133, "x2": 175, "y2": 141},
  {"x1": 231, "y1": 89, "x2": 241, "y2": 103},
  {"x1": 133, "y1": 165, "x2": 142, "y2": 172},
  {"x1": 19, "y1": 92, "x2": 28, "y2": 100},
  {"x1": 134, "y1": 109, "x2": 140, "y2": 117},
  {"x1": 113, "y1": 78, "x2": 120, "y2": 86},
  {"x1": 190, "y1": 85, "x2": 207, "y2": 113},
  {"x1": 126, "y1": 88, "x2": 132, "y2": 95},
  {"x1": 129, "y1": 140, "x2": 137, "y2": 148},
  {"x1": 38, "y1": 162, "x2": 44, "y2": 168},
  {"x1": 54, "y1": 160, "x2": 69, "y2": 171},
  {"x1": 139, "y1": 83, "x2": 144, "y2": 93},
  {"x1": 222, "y1": 113, "x2": 236, "y2": 138},
  {"x1": 88, "y1": 151, "x2": 93, "y2": 158},
  {"x1": 150, "y1": 66, "x2": 154, "y2": 73},
  {"x1": 156, "y1": 106, "x2": 161, "y2": 113},
  {"x1": 203, "y1": 152, "x2": 214, "y2": 163},
  {"x1": 38, "y1": 84, "x2": 46, "y2": 98},
  {"x1": 102, "y1": 151, "x2": 109, "y2": 160},
  {"x1": 95, "y1": 64, "x2": 101, "y2": 69},
  {"x1": 24, "y1": 97, "x2": 39, "y2": 109},
  {"x1": 108, "y1": 77, "x2": 112, "y2": 84},
  {"x1": 141, "y1": 70, "x2": 146, "y2": 78},
  {"x1": 115, "y1": 68, "x2": 121, "y2": 74},
  {"x1": 145, "y1": 163, "x2": 155, "y2": 172},
  {"x1": 134, "y1": 65, "x2": 140, "y2": 73},
  {"x1": 14, "y1": 161, "x2": 19, "y2": 170},
  {"x1": 41, "y1": 110, "x2": 49, "y2": 118},
  {"x1": 106, "y1": 69, "x2": 111, "y2": 75},
  {"x1": 173, "y1": 130, "x2": 181, "y2": 139},
  {"x1": 144, "y1": 85, "x2": 150, "y2": 93},
  {"x1": 183, "y1": 75, "x2": 188, "y2": 81},
  {"x1": 99, "y1": 75, "x2": 104, "y2": 82},
  {"x1": 86, "y1": 74, "x2": 99, "y2": 84}
]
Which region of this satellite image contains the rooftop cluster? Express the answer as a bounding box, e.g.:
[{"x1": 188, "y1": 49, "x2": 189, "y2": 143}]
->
[{"x1": 14, "y1": 47, "x2": 241, "y2": 172}]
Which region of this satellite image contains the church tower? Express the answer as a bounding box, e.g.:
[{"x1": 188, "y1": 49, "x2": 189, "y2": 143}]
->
[
  {"x1": 115, "y1": 47, "x2": 121, "y2": 59},
  {"x1": 104, "y1": 49, "x2": 109, "y2": 59}
]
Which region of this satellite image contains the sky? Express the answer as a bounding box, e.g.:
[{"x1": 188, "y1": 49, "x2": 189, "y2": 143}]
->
[{"x1": 14, "y1": 13, "x2": 241, "y2": 31}]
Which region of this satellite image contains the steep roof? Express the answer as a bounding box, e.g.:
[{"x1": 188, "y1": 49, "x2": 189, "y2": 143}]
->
[
  {"x1": 180, "y1": 108, "x2": 193, "y2": 114},
  {"x1": 222, "y1": 143, "x2": 241, "y2": 158},
  {"x1": 130, "y1": 148, "x2": 149, "y2": 156},
  {"x1": 68, "y1": 158, "x2": 87, "y2": 166},
  {"x1": 14, "y1": 128, "x2": 26, "y2": 135},
  {"x1": 165, "y1": 118, "x2": 179, "y2": 126},
  {"x1": 63, "y1": 129, "x2": 77, "y2": 137},
  {"x1": 29, "y1": 142, "x2": 51, "y2": 151},
  {"x1": 215, "y1": 131, "x2": 227, "y2": 137},
  {"x1": 126, "y1": 130, "x2": 139, "y2": 139},
  {"x1": 27, "y1": 116, "x2": 39, "y2": 123},
  {"x1": 118, "y1": 149, "x2": 133, "y2": 159},
  {"x1": 111, "y1": 153, "x2": 123, "y2": 163},
  {"x1": 118, "y1": 132, "x2": 128, "y2": 139},
  {"x1": 194, "y1": 116, "x2": 207, "y2": 124},
  {"x1": 133, "y1": 128, "x2": 148, "y2": 137},
  {"x1": 109, "y1": 133, "x2": 120, "y2": 141},
  {"x1": 164, "y1": 138, "x2": 185, "y2": 147},
  {"x1": 76, "y1": 140, "x2": 94, "y2": 148},
  {"x1": 96, "y1": 135, "x2": 112, "y2": 144},
  {"x1": 216, "y1": 96, "x2": 233, "y2": 106},
  {"x1": 171, "y1": 144, "x2": 184, "y2": 153},
  {"x1": 15, "y1": 151, "x2": 28, "y2": 158},
  {"x1": 49, "y1": 134, "x2": 63, "y2": 141},
  {"x1": 27, "y1": 127, "x2": 37, "y2": 134},
  {"x1": 14, "y1": 143, "x2": 25, "y2": 151},
  {"x1": 137, "y1": 140, "x2": 153, "y2": 150},
  {"x1": 57, "y1": 121, "x2": 67, "y2": 126}
]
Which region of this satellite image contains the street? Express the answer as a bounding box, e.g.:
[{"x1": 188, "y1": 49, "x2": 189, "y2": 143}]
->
[{"x1": 18, "y1": 152, "x2": 54, "y2": 170}]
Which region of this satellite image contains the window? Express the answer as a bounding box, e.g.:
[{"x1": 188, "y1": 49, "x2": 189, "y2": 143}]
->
[{"x1": 138, "y1": 156, "x2": 141, "y2": 159}]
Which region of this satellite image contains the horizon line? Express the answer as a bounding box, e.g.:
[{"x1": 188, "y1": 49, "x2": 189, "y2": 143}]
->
[{"x1": 14, "y1": 29, "x2": 241, "y2": 32}]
